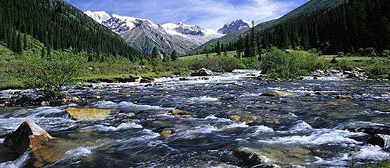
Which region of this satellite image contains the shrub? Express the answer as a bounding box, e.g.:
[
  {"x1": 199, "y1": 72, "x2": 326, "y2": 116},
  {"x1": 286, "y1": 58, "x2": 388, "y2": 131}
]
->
[
  {"x1": 24, "y1": 49, "x2": 86, "y2": 101},
  {"x1": 382, "y1": 50, "x2": 390, "y2": 57},
  {"x1": 337, "y1": 52, "x2": 345, "y2": 57},
  {"x1": 336, "y1": 60, "x2": 355, "y2": 71},
  {"x1": 358, "y1": 48, "x2": 365, "y2": 56},
  {"x1": 365, "y1": 47, "x2": 376, "y2": 57},
  {"x1": 331, "y1": 56, "x2": 338, "y2": 64},
  {"x1": 261, "y1": 48, "x2": 327, "y2": 79}
]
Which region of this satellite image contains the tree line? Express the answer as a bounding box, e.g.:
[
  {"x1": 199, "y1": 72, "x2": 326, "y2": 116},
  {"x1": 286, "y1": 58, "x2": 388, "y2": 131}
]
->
[
  {"x1": 0, "y1": 0, "x2": 143, "y2": 60},
  {"x1": 202, "y1": 0, "x2": 390, "y2": 56}
]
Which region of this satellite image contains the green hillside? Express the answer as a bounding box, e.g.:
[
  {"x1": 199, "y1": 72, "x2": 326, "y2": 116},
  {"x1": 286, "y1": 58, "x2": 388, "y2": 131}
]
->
[
  {"x1": 0, "y1": 0, "x2": 143, "y2": 60},
  {"x1": 196, "y1": 0, "x2": 390, "y2": 54}
]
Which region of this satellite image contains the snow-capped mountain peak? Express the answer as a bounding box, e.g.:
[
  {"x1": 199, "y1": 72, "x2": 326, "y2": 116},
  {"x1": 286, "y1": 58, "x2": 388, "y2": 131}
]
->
[
  {"x1": 84, "y1": 11, "x2": 111, "y2": 24},
  {"x1": 217, "y1": 19, "x2": 252, "y2": 34}
]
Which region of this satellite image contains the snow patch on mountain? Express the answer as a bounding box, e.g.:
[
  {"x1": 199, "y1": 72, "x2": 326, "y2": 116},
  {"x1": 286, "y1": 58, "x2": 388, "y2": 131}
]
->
[{"x1": 84, "y1": 11, "x2": 111, "y2": 24}]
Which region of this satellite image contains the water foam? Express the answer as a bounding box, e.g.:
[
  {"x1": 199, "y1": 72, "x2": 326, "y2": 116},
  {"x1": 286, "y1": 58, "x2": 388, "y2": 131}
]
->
[{"x1": 0, "y1": 151, "x2": 30, "y2": 168}]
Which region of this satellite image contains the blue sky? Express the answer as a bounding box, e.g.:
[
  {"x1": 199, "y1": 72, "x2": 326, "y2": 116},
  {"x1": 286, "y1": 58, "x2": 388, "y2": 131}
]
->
[{"x1": 66, "y1": 0, "x2": 309, "y2": 29}]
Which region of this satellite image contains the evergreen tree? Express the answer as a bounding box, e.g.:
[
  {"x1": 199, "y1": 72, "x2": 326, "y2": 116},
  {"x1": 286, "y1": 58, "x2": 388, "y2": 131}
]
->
[
  {"x1": 244, "y1": 35, "x2": 251, "y2": 57},
  {"x1": 215, "y1": 41, "x2": 221, "y2": 55},
  {"x1": 379, "y1": 16, "x2": 390, "y2": 50},
  {"x1": 15, "y1": 32, "x2": 22, "y2": 53},
  {"x1": 171, "y1": 50, "x2": 178, "y2": 61},
  {"x1": 152, "y1": 46, "x2": 160, "y2": 59}
]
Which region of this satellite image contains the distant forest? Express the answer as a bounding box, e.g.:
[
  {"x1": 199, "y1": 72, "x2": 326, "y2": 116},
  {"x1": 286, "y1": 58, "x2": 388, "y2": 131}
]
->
[
  {"x1": 206, "y1": 0, "x2": 390, "y2": 56},
  {"x1": 0, "y1": 0, "x2": 143, "y2": 60}
]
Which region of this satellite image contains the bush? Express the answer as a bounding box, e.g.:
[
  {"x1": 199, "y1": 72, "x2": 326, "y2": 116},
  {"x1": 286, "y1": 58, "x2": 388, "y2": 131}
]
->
[
  {"x1": 336, "y1": 60, "x2": 355, "y2": 71},
  {"x1": 261, "y1": 48, "x2": 327, "y2": 79},
  {"x1": 337, "y1": 52, "x2": 345, "y2": 57},
  {"x1": 382, "y1": 50, "x2": 390, "y2": 57},
  {"x1": 331, "y1": 56, "x2": 338, "y2": 64},
  {"x1": 24, "y1": 49, "x2": 87, "y2": 100}
]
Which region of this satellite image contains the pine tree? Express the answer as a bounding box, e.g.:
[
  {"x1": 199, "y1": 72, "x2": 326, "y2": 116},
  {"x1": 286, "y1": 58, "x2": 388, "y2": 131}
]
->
[
  {"x1": 379, "y1": 16, "x2": 390, "y2": 50},
  {"x1": 244, "y1": 35, "x2": 251, "y2": 57},
  {"x1": 15, "y1": 32, "x2": 22, "y2": 53},
  {"x1": 152, "y1": 46, "x2": 160, "y2": 59},
  {"x1": 7, "y1": 29, "x2": 13, "y2": 50},
  {"x1": 215, "y1": 41, "x2": 221, "y2": 55},
  {"x1": 171, "y1": 50, "x2": 178, "y2": 61}
]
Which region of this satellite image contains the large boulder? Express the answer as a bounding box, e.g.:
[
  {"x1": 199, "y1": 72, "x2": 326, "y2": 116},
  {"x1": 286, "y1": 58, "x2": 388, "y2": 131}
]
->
[
  {"x1": 261, "y1": 91, "x2": 293, "y2": 97},
  {"x1": 191, "y1": 68, "x2": 213, "y2": 76},
  {"x1": 65, "y1": 108, "x2": 119, "y2": 120},
  {"x1": 368, "y1": 134, "x2": 390, "y2": 148},
  {"x1": 4, "y1": 121, "x2": 54, "y2": 156}
]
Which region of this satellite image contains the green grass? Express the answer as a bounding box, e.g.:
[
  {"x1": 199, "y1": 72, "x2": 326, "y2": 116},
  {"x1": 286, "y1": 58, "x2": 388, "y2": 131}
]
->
[
  {"x1": 322, "y1": 55, "x2": 387, "y2": 61},
  {"x1": 180, "y1": 51, "x2": 236, "y2": 61},
  {"x1": 364, "y1": 161, "x2": 390, "y2": 168}
]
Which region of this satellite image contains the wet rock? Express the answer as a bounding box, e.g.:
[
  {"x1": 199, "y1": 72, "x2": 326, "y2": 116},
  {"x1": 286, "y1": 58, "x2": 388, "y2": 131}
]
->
[
  {"x1": 261, "y1": 91, "x2": 293, "y2": 97},
  {"x1": 229, "y1": 115, "x2": 261, "y2": 124},
  {"x1": 161, "y1": 129, "x2": 172, "y2": 138},
  {"x1": 233, "y1": 82, "x2": 243, "y2": 86},
  {"x1": 92, "y1": 83, "x2": 104, "y2": 89},
  {"x1": 191, "y1": 68, "x2": 213, "y2": 76},
  {"x1": 41, "y1": 101, "x2": 50, "y2": 106},
  {"x1": 4, "y1": 121, "x2": 54, "y2": 156},
  {"x1": 65, "y1": 108, "x2": 119, "y2": 120},
  {"x1": 140, "y1": 77, "x2": 154, "y2": 83},
  {"x1": 233, "y1": 147, "x2": 271, "y2": 167},
  {"x1": 348, "y1": 126, "x2": 390, "y2": 136},
  {"x1": 229, "y1": 115, "x2": 241, "y2": 122},
  {"x1": 179, "y1": 78, "x2": 191, "y2": 81},
  {"x1": 171, "y1": 109, "x2": 192, "y2": 118},
  {"x1": 367, "y1": 134, "x2": 390, "y2": 148},
  {"x1": 335, "y1": 95, "x2": 353, "y2": 99}
]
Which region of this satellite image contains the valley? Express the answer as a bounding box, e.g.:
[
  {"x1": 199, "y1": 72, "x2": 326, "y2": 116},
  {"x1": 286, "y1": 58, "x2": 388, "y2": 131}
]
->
[{"x1": 0, "y1": 0, "x2": 390, "y2": 167}]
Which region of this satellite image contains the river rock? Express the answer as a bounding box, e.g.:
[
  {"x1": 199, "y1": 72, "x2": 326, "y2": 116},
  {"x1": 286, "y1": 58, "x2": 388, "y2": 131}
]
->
[
  {"x1": 233, "y1": 147, "x2": 271, "y2": 167},
  {"x1": 65, "y1": 108, "x2": 119, "y2": 120},
  {"x1": 367, "y1": 134, "x2": 390, "y2": 148},
  {"x1": 335, "y1": 95, "x2": 353, "y2": 99},
  {"x1": 348, "y1": 126, "x2": 390, "y2": 135},
  {"x1": 191, "y1": 68, "x2": 213, "y2": 76},
  {"x1": 261, "y1": 91, "x2": 293, "y2": 97},
  {"x1": 4, "y1": 121, "x2": 54, "y2": 156},
  {"x1": 161, "y1": 129, "x2": 172, "y2": 138},
  {"x1": 229, "y1": 115, "x2": 261, "y2": 123},
  {"x1": 171, "y1": 109, "x2": 192, "y2": 118},
  {"x1": 140, "y1": 77, "x2": 154, "y2": 83}
]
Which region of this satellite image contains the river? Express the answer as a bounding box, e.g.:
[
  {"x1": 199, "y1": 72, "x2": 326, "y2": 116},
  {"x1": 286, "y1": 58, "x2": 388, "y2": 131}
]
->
[{"x1": 0, "y1": 70, "x2": 389, "y2": 167}]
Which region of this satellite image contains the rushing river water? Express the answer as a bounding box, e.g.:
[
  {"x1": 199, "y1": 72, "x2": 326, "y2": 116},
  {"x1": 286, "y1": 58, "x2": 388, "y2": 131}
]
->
[{"x1": 0, "y1": 70, "x2": 390, "y2": 167}]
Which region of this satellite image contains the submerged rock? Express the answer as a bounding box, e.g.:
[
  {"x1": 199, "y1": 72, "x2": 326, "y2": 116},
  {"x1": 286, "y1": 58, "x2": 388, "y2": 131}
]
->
[
  {"x1": 335, "y1": 95, "x2": 353, "y2": 99},
  {"x1": 65, "y1": 108, "x2": 119, "y2": 120},
  {"x1": 4, "y1": 121, "x2": 55, "y2": 156},
  {"x1": 229, "y1": 115, "x2": 261, "y2": 124},
  {"x1": 191, "y1": 68, "x2": 213, "y2": 76},
  {"x1": 171, "y1": 109, "x2": 192, "y2": 118},
  {"x1": 261, "y1": 91, "x2": 293, "y2": 97}
]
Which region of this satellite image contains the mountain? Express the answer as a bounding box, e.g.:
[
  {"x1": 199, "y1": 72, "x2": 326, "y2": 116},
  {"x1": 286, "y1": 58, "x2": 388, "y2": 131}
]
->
[
  {"x1": 85, "y1": 11, "x2": 223, "y2": 56},
  {"x1": 218, "y1": 20, "x2": 251, "y2": 35},
  {"x1": 197, "y1": 0, "x2": 390, "y2": 54},
  {"x1": 0, "y1": 0, "x2": 142, "y2": 60}
]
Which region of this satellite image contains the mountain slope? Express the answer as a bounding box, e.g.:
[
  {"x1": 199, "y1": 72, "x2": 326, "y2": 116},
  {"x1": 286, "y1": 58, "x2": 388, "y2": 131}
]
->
[
  {"x1": 199, "y1": 0, "x2": 390, "y2": 54},
  {"x1": 0, "y1": 0, "x2": 142, "y2": 60},
  {"x1": 85, "y1": 11, "x2": 223, "y2": 56}
]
